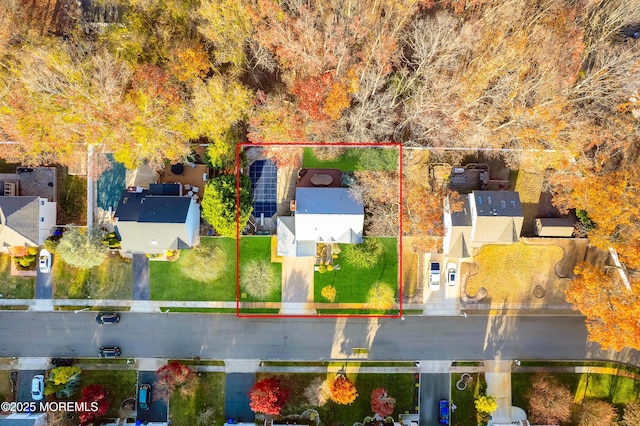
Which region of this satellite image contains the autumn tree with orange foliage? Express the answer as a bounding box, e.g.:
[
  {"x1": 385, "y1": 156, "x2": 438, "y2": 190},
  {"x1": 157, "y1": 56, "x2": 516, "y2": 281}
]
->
[
  {"x1": 549, "y1": 167, "x2": 640, "y2": 270},
  {"x1": 565, "y1": 262, "x2": 640, "y2": 351},
  {"x1": 330, "y1": 375, "x2": 358, "y2": 405}
]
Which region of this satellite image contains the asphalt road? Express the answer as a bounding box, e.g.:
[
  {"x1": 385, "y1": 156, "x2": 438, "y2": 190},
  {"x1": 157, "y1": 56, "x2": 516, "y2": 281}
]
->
[{"x1": 0, "y1": 312, "x2": 638, "y2": 365}]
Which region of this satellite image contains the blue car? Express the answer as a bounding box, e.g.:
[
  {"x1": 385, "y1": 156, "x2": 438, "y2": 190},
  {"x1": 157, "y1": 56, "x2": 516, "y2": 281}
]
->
[{"x1": 439, "y1": 399, "x2": 449, "y2": 424}]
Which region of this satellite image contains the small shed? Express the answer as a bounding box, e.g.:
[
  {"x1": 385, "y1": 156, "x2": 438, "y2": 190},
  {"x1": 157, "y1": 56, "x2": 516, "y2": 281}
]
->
[{"x1": 535, "y1": 217, "x2": 575, "y2": 237}]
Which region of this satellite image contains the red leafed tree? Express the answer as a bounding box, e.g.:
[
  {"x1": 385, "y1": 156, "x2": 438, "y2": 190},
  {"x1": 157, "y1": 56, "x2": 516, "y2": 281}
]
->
[
  {"x1": 78, "y1": 384, "x2": 109, "y2": 425},
  {"x1": 371, "y1": 388, "x2": 396, "y2": 417},
  {"x1": 155, "y1": 361, "x2": 196, "y2": 401},
  {"x1": 330, "y1": 375, "x2": 358, "y2": 405},
  {"x1": 249, "y1": 377, "x2": 290, "y2": 416}
]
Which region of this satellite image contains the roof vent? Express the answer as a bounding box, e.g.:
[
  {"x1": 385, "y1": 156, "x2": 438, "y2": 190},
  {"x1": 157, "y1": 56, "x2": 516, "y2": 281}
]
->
[{"x1": 151, "y1": 240, "x2": 157, "y2": 245}]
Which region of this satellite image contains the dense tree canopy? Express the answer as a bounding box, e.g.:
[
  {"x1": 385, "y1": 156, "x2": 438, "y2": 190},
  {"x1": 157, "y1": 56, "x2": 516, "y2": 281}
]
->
[
  {"x1": 565, "y1": 262, "x2": 640, "y2": 351},
  {"x1": 201, "y1": 174, "x2": 253, "y2": 238}
]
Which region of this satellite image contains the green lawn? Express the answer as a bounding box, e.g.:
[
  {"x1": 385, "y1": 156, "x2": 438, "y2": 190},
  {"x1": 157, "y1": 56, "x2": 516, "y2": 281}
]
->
[
  {"x1": 56, "y1": 165, "x2": 87, "y2": 225},
  {"x1": 303, "y1": 147, "x2": 399, "y2": 171},
  {"x1": 450, "y1": 373, "x2": 482, "y2": 426},
  {"x1": 0, "y1": 254, "x2": 35, "y2": 300},
  {"x1": 511, "y1": 372, "x2": 640, "y2": 418},
  {"x1": 80, "y1": 370, "x2": 138, "y2": 418},
  {"x1": 169, "y1": 373, "x2": 225, "y2": 426},
  {"x1": 314, "y1": 237, "x2": 398, "y2": 303},
  {"x1": 152, "y1": 236, "x2": 281, "y2": 302},
  {"x1": 53, "y1": 256, "x2": 133, "y2": 299},
  {"x1": 259, "y1": 372, "x2": 415, "y2": 425}
]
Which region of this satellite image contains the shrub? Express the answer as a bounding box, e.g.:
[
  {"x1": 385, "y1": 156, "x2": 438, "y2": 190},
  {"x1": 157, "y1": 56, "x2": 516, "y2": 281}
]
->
[
  {"x1": 312, "y1": 146, "x2": 346, "y2": 161},
  {"x1": 180, "y1": 245, "x2": 227, "y2": 282},
  {"x1": 343, "y1": 239, "x2": 383, "y2": 270},
  {"x1": 527, "y1": 373, "x2": 573, "y2": 425},
  {"x1": 576, "y1": 399, "x2": 617, "y2": 426},
  {"x1": 304, "y1": 377, "x2": 331, "y2": 406},
  {"x1": 475, "y1": 395, "x2": 497, "y2": 415},
  {"x1": 56, "y1": 227, "x2": 108, "y2": 269},
  {"x1": 327, "y1": 264, "x2": 334, "y2": 271},
  {"x1": 371, "y1": 388, "x2": 396, "y2": 417},
  {"x1": 623, "y1": 401, "x2": 640, "y2": 426},
  {"x1": 27, "y1": 246, "x2": 39, "y2": 255},
  {"x1": 318, "y1": 265, "x2": 327, "y2": 273},
  {"x1": 330, "y1": 375, "x2": 358, "y2": 405},
  {"x1": 366, "y1": 282, "x2": 395, "y2": 310},
  {"x1": 321, "y1": 285, "x2": 336, "y2": 302},
  {"x1": 241, "y1": 259, "x2": 279, "y2": 300},
  {"x1": 249, "y1": 377, "x2": 290, "y2": 416}
]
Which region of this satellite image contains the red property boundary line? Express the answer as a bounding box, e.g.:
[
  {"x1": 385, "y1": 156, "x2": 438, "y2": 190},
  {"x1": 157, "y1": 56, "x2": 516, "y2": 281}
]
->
[{"x1": 235, "y1": 142, "x2": 403, "y2": 319}]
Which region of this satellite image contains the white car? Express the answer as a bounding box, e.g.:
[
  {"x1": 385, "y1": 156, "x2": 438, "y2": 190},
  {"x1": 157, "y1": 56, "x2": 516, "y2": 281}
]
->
[
  {"x1": 31, "y1": 375, "x2": 44, "y2": 400},
  {"x1": 39, "y1": 249, "x2": 52, "y2": 273},
  {"x1": 447, "y1": 263, "x2": 457, "y2": 286},
  {"x1": 428, "y1": 261, "x2": 441, "y2": 291}
]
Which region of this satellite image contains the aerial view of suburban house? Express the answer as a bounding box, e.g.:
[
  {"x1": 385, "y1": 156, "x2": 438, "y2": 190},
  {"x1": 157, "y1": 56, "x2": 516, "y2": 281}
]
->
[
  {"x1": 443, "y1": 190, "x2": 524, "y2": 259},
  {"x1": 0, "y1": 168, "x2": 57, "y2": 251},
  {"x1": 113, "y1": 183, "x2": 200, "y2": 255},
  {"x1": 276, "y1": 180, "x2": 364, "y2": 258}
]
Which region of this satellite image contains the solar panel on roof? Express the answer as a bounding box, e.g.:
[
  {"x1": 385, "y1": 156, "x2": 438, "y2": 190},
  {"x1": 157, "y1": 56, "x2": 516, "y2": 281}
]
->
[{"x1": 249, "y1": 160, "x2": 278, "y2": 218}]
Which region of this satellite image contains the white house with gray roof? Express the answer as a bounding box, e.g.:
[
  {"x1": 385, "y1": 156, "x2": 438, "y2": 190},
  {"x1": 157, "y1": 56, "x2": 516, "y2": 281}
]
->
[
  {"x1": 444, "y1": 190, "x2": 523, "y2": 258},
  {"x1": 277, "y1": 187, "x2": 364, "y2": 257}
]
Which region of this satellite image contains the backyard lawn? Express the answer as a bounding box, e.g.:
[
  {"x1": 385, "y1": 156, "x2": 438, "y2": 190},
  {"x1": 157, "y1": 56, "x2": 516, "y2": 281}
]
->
[
  {"x1": 169, "y1": 372, "x2": 225, "y2": 426},
  {"x1": 56, "y1": 165, "x2": 87, "y2": 225},
  {"x1": 465, "y1": 242, "x2": 570, "y2": 305},
  {"x1": 314, "y1": 237, "x2": 398, "y2": 304},
  {"x1": 151, "y1": 236, "x2": 281, "y2": 302},
  {"x1": 258, "y1": 371, "x2": 415, "y2": 426},
  {"x1": 0, "y1": 254, "x2": 35, "y2": 300},
  {"x1": 303, "y1": 147, "x2": 399, "y2": 171},
  {"x1": 53, "y1": 256, "x2": 133, "y2": 299},
  {"x1": 80, "y1": 370, "x2": 138, "y2": 418}
]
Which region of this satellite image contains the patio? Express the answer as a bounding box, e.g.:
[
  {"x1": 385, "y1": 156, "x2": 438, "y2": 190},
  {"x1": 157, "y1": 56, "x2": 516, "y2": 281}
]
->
[
  {"x1": 297, "y1": 168, "x2": 343, "y2": 188},
  {"x1": 157, "y1": 163, "x2": 210, "y2": 198}
]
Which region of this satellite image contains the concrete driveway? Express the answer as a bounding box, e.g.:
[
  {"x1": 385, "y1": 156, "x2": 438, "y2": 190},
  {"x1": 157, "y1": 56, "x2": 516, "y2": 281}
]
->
[{"x1": 280, "y1": 256, "x2": 315, "y2": 315}]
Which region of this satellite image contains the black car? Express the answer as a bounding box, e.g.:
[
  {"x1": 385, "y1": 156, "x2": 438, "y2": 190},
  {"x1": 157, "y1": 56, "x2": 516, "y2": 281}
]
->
[
  {"x1": 96, "y1": 312, "x2": 120, "y2": 324},
  {"x1": 98, "y1": 347, "x2": 121, "y2": 358},
  {"x1": 138, "y1": 384, "x2": 151, "y2": 411}
]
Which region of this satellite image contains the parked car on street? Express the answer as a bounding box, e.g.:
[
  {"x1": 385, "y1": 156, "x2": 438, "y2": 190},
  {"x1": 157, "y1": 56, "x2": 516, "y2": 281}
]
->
[
  {"x1": 39, "y1": 249, "x2": 52, "y2": 273},
  {"x1": 98, "y1": 347, "x2": 121, "y2": 358},
  {"x1": 429, "y1": 261, "x2": 441, "y2": 291},
  {"x1": 447, "y1": 263, "x2": 457, "y2": 286},
  {"x1": 138, "y1": 384, "x2": 151, "y2": 411},
  {"x1": 95, "y1": 312, "x2": 120, "y2": 324},
  {"x1": 31, "y1": 375, "x2": 44, "y2": 401},
  {"x1": 439, "y1": 399, "x2": 449, "y2": 424}
]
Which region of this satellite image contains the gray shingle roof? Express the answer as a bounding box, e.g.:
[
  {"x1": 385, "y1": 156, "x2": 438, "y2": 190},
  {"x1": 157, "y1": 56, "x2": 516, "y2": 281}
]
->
[{"x1": 0, "y1": 196, "x2": 40, "y2": 244}]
